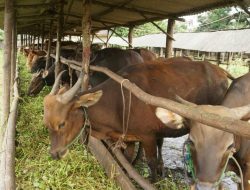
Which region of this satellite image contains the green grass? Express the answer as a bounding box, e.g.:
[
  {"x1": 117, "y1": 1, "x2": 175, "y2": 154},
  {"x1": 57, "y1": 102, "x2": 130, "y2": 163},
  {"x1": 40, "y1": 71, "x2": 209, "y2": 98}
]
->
[{"x1": 16, "y1": 54, "x2": 120, "y2": 190}]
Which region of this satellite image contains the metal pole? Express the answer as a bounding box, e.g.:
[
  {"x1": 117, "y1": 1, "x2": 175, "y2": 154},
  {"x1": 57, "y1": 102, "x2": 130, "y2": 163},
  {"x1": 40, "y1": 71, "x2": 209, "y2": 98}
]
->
[
  {"x1": 165, "y1": 18, "x2": 175, "y2": 58},
  {"x1": 55, "y1": 0, "x2": 64, "y2": 77},
  {"x1": 82, "y1": 0, "x2": 91, "y2": 91}
]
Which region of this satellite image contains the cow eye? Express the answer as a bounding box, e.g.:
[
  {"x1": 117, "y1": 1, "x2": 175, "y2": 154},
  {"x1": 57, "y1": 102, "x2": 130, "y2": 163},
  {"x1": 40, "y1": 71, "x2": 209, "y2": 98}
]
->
[{"x1": 58, "y1": 122, "x2": 65, "y2": 129}]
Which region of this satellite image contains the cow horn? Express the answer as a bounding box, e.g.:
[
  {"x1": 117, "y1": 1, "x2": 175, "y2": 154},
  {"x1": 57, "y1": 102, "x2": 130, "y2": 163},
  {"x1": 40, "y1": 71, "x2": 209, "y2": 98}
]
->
[
  {"x1": 175, "y1": 95, "x2": 197, "y2": 107},
  {"x1": 56, "y1": 72, "x2": 83, "y2": 104},
  {"x1": 49, "y1": 70, "x2": 66, "y2": 95}
]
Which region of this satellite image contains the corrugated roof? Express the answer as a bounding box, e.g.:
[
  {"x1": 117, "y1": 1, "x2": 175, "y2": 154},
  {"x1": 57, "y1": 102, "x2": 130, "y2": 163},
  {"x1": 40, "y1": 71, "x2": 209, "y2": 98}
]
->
[
  {"x1": 132, "y1": 29, "x2": 250, "y2": 53},
  {"x1": 0, "y1": 0, "x2": 246, "y2": 36}
]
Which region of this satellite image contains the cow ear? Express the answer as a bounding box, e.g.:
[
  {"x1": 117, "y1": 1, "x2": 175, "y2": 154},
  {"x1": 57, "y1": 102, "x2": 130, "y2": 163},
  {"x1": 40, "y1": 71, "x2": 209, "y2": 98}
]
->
[
  {"x1": 155, "y1": 107, "x2": 185, "y2": 129},
  {"x1": 74, "y1": 90, "x2": 103, "y2": 108}
]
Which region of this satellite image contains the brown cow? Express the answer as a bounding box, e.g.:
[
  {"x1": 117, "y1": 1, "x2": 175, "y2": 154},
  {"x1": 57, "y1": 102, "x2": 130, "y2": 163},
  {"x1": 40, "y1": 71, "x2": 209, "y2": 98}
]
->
[
  {"x1": 26, "y1": 50, "x2": 47, "y2": 71},
  {"x1": 156, "y1": 72, "x2": 250, "y2": 189},
  {"x1": 43, "y1": 61, "x2": 232, "y2": 181},
  {"x1": 154, "y1": 56, "x2": 192, "y2": 64},
  {"x1": 131, "y1": 48, "x2": 157, "y2": 62}
]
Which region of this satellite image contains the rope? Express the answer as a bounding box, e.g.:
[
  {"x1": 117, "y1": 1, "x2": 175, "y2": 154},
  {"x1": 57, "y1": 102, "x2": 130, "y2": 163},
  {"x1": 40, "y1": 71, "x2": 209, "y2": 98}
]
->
[
  {"x1": 231, "y1": 156, "x2": 244, "y2": 190},
  {"x1": 114, "y1": 79, "x2": 131, "y2": 150}
]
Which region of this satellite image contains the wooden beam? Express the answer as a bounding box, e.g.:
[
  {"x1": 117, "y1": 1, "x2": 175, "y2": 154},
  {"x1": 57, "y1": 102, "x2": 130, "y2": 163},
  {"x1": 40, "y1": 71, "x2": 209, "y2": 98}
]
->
[
  {"x1": 11, "y1": 13, "x2": 17, "y2": 98},
  {"x1": 55, "y1": 0, "x2": 64, "y2": 77},
  {"x1": 165, "y1": 18, "x2": 175, "y2": 58},
  {"x1": 0, "y1": 0, "x2": 15, "y2": 188},
  {"x1": 46, "y1": 20, "x2": 53, "y2": 70},
  {"x1": 128, "y1": 26, "x2": 134, "y2": 48},
  {"x1": 1, "y1": 0, "x2": 14, "y2": 127},
  {"x1": 81, "y1": 0, "x2": 91, "y2": 91}
]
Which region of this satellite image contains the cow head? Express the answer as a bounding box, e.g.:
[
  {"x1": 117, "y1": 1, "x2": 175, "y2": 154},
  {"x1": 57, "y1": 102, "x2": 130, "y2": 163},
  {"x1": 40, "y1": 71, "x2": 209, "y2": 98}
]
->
[
  {"x1": 43, "y1": 71, "x2": 102, "y2": 159},
  {"x1": 27, "y1": 70, "x2": 46, "y2": 96},
  {"x1": 155, "y1": 101, "x2": 250, "y2": 190},
  {"x1": 27, "y1": 50, "x2": 47, "y2": 72}
]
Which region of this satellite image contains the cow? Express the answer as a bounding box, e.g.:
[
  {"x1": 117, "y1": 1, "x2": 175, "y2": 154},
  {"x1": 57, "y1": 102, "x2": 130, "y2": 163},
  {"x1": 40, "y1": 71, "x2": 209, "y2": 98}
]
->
[
  {"x1": 27, "y1": 64, "x2": 78, "y2": 96},
  {"x1": 156, "y1": 72, "x2": 250, "y2": 189},
  {"x1": 26, "y1": 50, "x2": 47, "y2": 71},
  {"x1": 154, "y1": 56, "x2": 192, "y2": 64},
  {"x1": 88, "y1": 48, "x2": 144, "y2": 86},
  {"x1": 131, "y1": 48, "x2": 157, "y2": 62},
  {"x1": 43, "y1": 60, "x2": 233, "y2": 181},
  {"x1": 27, "y1": 48, "x2": 143, "y2": 96}
]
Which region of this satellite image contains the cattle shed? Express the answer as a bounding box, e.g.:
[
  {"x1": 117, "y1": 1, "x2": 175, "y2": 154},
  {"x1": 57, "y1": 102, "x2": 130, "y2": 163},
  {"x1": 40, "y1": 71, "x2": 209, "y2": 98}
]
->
[
  {"x1": 128, "y1": 29, "x2": 250, "y2": 62},
  {"x1": 1, "y1": 0, "x2": 250, "y2": 190}
]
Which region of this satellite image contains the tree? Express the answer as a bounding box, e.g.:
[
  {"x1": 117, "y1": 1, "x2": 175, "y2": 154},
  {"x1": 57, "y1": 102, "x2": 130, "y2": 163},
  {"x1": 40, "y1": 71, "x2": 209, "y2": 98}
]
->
[
  {"x1": 114, "y1": 20, "x2": 167, "y2": 37},
  {"x1": 196, "y1": 8, "x2": 250, "y2": 32}
]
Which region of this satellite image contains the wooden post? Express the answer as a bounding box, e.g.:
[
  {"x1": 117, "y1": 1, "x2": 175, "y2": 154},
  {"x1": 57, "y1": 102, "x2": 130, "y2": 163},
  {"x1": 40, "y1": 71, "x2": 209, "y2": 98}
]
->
[
  {"x1": 45, "y1": 20, "x2": 53, "y2": 70},
  {"x1": 55, "y1": 0, "x2": 64, "y2": 77},
  {"x1": 11, "y1": 14, "x2": 17, "y2": 98},
  {"x1": 81, "y1": 0, "x2": 91, "y2": 91},
  {"x1": 32, "y1": 35, "x2": 36, "y2": 49},
  {"x1": 41, "y1": 24, "x2": 45, "y2": 50},
  {"x1": 20, "y1": 34, "x2": 23, "y2": 49},
  {"x1": 128, "y1": 26, "x2": 134, "y2": 48},
  {"x1": 1, "y1": 0, "x2": 14, "y2": 126},
  {"x1": 165, "y1": 18, "x2": 175, "y2": 58},
  {"x1": 25, "y1": 33, "x2": 27, "y2": 46},
  {"x1": 217, "y1": 52, "x2": 221, "y2": 65}
]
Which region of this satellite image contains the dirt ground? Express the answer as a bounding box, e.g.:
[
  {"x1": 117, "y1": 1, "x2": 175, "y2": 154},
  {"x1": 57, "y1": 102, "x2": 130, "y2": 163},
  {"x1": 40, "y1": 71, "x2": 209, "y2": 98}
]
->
[{"x1": 162, "y1": 135, "x2": 239, "y2": 190}]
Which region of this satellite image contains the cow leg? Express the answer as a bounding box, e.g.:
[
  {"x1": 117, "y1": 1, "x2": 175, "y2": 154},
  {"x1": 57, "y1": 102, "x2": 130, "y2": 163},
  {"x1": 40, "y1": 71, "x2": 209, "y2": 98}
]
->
[
  {"x1": 157, "y1": 138, "x2": 165, "y2": 177},
  {"x1": 142, "y1": 137, "x2": 158, "y2": 182},
  {"x1": 123, "y1": 142, "x2": 135, "y2": 163}
]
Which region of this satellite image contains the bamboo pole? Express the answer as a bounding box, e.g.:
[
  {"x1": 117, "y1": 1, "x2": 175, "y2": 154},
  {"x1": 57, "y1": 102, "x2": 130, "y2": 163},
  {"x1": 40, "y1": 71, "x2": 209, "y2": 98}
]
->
[
  {"x1": 1, "y1": 0, "x2": 14, "y2": 127},
  {"x1": 165, "y1": 18, "x2": 175, "y2": 58},
  {"x1": 55, "y1": 0, "x2": 64, "y2": 77},
  {"x1": 81, "y1": 0, "x2": 91, "y2": 91}
]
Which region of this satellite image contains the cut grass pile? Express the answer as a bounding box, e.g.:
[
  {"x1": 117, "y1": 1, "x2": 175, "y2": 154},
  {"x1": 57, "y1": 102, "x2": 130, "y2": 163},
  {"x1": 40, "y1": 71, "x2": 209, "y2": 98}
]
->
[{"x1": 16, "y1": 54, "x2": 120, "y2": 190}]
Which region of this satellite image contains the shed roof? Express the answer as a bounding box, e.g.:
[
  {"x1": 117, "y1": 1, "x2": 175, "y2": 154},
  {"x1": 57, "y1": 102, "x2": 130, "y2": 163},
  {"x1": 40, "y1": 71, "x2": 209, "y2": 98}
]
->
[
  {"x1": 132, "y1": 29, "x2": 250, "y2": 53},
  {"x1": 0, "y1": 0, "x2": 248, "y2": 36}
]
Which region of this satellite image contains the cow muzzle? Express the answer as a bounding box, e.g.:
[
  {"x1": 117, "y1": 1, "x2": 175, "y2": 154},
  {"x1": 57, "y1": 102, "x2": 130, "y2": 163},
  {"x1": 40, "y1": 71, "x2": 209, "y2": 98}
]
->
[{"x1": 49, "y1": 148, "x2": 69, "y2": 160}]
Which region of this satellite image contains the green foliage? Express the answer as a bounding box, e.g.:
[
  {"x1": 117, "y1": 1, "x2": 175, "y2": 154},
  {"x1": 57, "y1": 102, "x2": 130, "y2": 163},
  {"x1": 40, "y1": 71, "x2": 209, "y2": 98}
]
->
[
  {"x1": 196, "y1": 8, "x2": 250, "y2": 31},
  {"x1": 0, "y1": 29, "x2": 3, "y2": 41},
  {"x1": 174, "y1": 22, "x2": 188, "y2": 33},
  {"x1": 114, "y1": 20, "x2": 167, "y2": 37}
]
